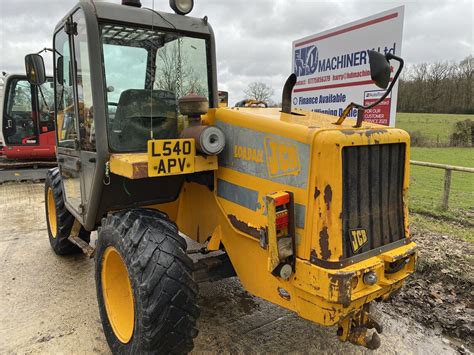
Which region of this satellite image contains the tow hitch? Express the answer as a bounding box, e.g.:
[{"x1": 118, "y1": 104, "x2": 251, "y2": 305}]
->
[{"x1": 337, "y1": 304, "x2": 383, "y2": 350}]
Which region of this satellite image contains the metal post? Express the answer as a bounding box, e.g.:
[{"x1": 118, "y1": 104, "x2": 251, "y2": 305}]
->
[{"x1": 442, "y1": 169, "x2": 452, "y2": 211}]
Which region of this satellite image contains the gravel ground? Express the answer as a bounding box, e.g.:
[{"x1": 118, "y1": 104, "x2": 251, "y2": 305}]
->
[{"x1": 0, "y1": 182, "x2": 463, "y2": 354}]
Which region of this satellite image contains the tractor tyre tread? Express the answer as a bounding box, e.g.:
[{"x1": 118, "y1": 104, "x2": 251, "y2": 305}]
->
[
  {"x1": 45, "y1": 167, "x2": 90, "y2": 255},
  {"x1": 96, "y1": 208, "x2": 199, "y2": 354}
]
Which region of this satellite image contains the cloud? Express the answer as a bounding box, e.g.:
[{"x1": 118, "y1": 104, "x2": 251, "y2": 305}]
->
[{"x1": 1, "y1": 0, "x2": 472, "y2": 104}]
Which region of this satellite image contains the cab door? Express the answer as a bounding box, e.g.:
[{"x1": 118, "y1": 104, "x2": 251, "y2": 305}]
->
[
  {"x1": 2, "y1": 76, "x2": 38, "y2": 146},
  {"x1": 54, "y1": 9, "x2": 97, "y2": 221}
]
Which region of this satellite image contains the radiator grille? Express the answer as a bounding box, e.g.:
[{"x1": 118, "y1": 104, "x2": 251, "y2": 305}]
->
[{"x1": 342, "y1": 143, "x2": 406, "y2": 258}]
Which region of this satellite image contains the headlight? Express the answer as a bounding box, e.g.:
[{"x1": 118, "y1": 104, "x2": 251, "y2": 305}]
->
[
  {"x1": 363, "y1": 271, "x2": 378, "y2": 286},
  {"x1": 169, "y1": 0, "x2": 194, "y2": 15}
]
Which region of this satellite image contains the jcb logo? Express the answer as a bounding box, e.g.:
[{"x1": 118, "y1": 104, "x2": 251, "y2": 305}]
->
[
  {"x1": 264, "y1": 137, "x2": 301, "y2": 177},
  {"x1": 349, "y1": 229, "x2": 368, "y2": 253}
]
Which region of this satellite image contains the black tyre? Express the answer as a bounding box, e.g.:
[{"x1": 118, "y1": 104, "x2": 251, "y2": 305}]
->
[
  {"x1": 95, "y1": 208, "x2": 199, "y2": 354},
  {"x1": 45, "y1": 167, "x2": 90, "y2": 255}
]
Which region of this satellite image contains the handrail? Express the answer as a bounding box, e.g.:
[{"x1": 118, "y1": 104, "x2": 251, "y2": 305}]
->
[
  {"x1": 410, "y1": 160, "x2": 474, "y2": 173},
  {"x1": 409, "y1": 160, "x2": 473, "y2": 210}
]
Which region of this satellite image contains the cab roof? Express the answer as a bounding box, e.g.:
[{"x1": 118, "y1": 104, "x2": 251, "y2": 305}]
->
[{"x1": 55, "y1": 0, "x2": 213, "y2": 36}]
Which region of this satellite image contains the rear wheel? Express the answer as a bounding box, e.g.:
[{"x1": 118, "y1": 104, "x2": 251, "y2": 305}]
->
[
  {"x1": 96, "y1": 208, "x2": 199, "y2": 354},
  {"x1": 45, "y1": 168, "x2": 90, "y2": 255}
]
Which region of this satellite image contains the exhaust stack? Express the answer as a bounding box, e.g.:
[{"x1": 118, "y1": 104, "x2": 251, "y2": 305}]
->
[{"x1": 281, "y1": 73, "x2": 297, "y2": 114}]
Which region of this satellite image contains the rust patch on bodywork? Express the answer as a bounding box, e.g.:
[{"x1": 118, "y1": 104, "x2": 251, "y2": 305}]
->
[
  {"x1": 310, "y1": 249, "x2": 318, "y2": 263},
  {"x1": 324, "y1": 185, "x2": 332, "y2": 210},
  {"x1": 364, "y1": 129, "x2": 387, "y2": 137},
  {"x1": 314, "y1": 187, "x2": 321, "y2": 199},
  {"x1": 337, "y1": 304, "x2": 383, "y2": 349},
  {"x1": 339, "y1": 129, "x2": 388, "y2": 139},
  {"x1": 228, "y1": 214, "x2": 260, "y2": 239},
  {"x1": 328, "y1": 272, "x2": 353, "y2": 307},
  {"x1": 319, "y1": 227, "x2": 331, "y2": 260}
]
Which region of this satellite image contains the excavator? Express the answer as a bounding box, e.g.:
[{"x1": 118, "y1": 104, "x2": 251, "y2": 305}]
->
[
  {"x1": 25, "y1": 0, "x2": 416, "y2": 353},
  {"x1": 0, "y1": 71, "x2": 56, "y2": 181}
]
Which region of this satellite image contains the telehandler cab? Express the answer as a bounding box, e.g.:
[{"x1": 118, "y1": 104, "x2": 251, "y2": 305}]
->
[{"x1": 26, "y1": 0, "x2": 416, "y2": 352}]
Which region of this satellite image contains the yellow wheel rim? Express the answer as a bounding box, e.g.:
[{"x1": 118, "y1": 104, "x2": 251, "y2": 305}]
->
[
  {"x1": 47, "y1": 187, "x2": 57, "y2": 238},
  {"x1": 101, "y1": 247, "x2": 135, "y2": 344}
]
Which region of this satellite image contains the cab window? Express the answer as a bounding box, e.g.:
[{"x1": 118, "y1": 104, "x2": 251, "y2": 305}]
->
[
  {"x1": 54, "y1": 30, "x2": 77, "y2": 149},
  {"x1": 4, "y1": 79, "x2": 35, "y2": 145},
  {"x1": 101, "y1": 24, "x2": 211, "y2": 152}
]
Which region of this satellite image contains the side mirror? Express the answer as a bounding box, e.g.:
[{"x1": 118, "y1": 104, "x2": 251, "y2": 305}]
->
[
  {"x1": 368, "y1": 50, "x2": 390, "y2": 89},
  {"x1": 218, "y1": 91, "x2": 228, "y2": 108},
  {"x1": 25, "y1": 54, "x2": 46, "y2": 86},
  {"x1": 56, "y1": 56, "x2": 64, "y2": 85},
  {"x1": 335, "y1": 51, "x2": 404, "y2": 127}
]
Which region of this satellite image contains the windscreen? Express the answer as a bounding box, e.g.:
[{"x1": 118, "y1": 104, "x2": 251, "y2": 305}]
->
[{"x1": 100, "y1": 24, "x2": 211, "y2": 152}]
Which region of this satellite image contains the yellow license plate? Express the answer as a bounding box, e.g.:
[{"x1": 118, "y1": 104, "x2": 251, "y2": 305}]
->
[{"x1": 148, "y1": 139, "x2": 195, "y2": 177}]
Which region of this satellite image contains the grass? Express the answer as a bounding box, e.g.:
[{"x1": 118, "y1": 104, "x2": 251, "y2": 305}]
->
[
  {"x1": 394, "y1": 113, "x2": 473, "y2": 229},
  {"x1": 409, "y1": 147, "x2": 474, "y2": 223},
  {"x1": 395, "y1": 113, "x2": 474, "y2": 240},
  {"x1": 410, "y1": 213, "x2": 474, "y2": 242},
  {"x1": 407, "y1": 147, "x2": 473, "y2": 242},
  {"x1": 396, "y1": 112, "x2": 472, "y2": 145},
  {"x1": 409, "y1": 147, "x2": 474, "y2": 219}
]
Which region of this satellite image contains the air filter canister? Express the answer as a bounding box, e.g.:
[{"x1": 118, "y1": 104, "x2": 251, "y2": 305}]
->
[{"x1": 181, "y1": 125, "x2": 225, "y2": 156}]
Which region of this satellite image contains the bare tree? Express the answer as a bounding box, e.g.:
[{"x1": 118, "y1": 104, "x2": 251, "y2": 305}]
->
[
  {"x1": 185, "y1": 72, "x2": 207, "y2": 97},
  {"x1": 459, "y1": 56, "x2": 473, "y2": 112},
  {"x1": 244, "y1": 82, "x2": 274, "y2": 103},
  {"x1": 154, "y1": 42, "x2": 207, "y2": 97},
  {"x1": 397, "y1": 56, "x2": 474, "y2": 114}
]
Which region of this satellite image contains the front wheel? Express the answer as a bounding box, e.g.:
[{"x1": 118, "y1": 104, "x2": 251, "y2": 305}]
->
[
  {"x1": 45, "y1": 168, "x2": 90, "y2": 255},
  {"x1": 95, "y1": 209, "x2": 199, "y2": 354}
]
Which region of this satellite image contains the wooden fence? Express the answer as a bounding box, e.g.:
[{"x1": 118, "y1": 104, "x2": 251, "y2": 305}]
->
[{"x1": 410, "y1": 160, "x2": 474, "y2": 210}]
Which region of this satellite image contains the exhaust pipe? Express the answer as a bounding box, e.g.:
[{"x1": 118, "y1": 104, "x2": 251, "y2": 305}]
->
[
  {"x1": 122, "y1": 0, "x2": 142, "y2": 7},
  {"x1": 281, "y1": 73, "x2": 297, "y2": 114}
]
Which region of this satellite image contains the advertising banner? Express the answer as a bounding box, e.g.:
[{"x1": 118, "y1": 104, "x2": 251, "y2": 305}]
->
[{"x1": 292, "y1": 6, "x2": 404, "y2": 126}]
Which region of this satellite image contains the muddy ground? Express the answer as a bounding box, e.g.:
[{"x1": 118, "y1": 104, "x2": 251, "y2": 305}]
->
[
  {"x1": 0, "y1": 182, "x2": 471, "y2": 354},
  {"x1": 381, "y1": 223, "x2": 474, "y2": 351}
]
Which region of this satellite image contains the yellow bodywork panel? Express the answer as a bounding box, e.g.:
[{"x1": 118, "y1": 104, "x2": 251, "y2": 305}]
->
[
  {"x1": 266, "y1": 194, "x2": 280, "y2": 272},
  {"x1": 110, "y1": 153, "x2": 149, "y2": 179},
  {"x1": 138, "y1": 106, "x2": 414, "y2": 328}
]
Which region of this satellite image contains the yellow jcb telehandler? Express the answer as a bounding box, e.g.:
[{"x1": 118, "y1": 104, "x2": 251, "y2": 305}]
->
[{"x1": 25, "y1": 0, "x2": 416, "y2": 352}]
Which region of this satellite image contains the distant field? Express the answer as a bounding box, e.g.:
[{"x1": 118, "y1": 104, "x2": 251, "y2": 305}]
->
[
  {"x1": 396, "y1": 112, "x2": 472, "y2": 145},
  {"x1": 409, "y1": 147, "x2": 474, "y2": 226}
]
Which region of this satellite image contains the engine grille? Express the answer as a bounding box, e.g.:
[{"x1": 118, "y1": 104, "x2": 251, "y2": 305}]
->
[{"x1": 342, "y1": 143, "x2": 406, "y2": 258}]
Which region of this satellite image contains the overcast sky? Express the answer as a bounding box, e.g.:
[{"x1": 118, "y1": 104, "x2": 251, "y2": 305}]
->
[{"x1": 1, "y1": 0, "x2": 472, "y2": 103}]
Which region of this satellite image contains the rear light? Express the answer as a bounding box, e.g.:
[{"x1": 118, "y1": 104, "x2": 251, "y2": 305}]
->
[
  {"x1": 266, "y1": 192, "x2": 296, "y2": 279},
  {"x1": 274, "y1": 193, "x2": 290, "y2": 235}
]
